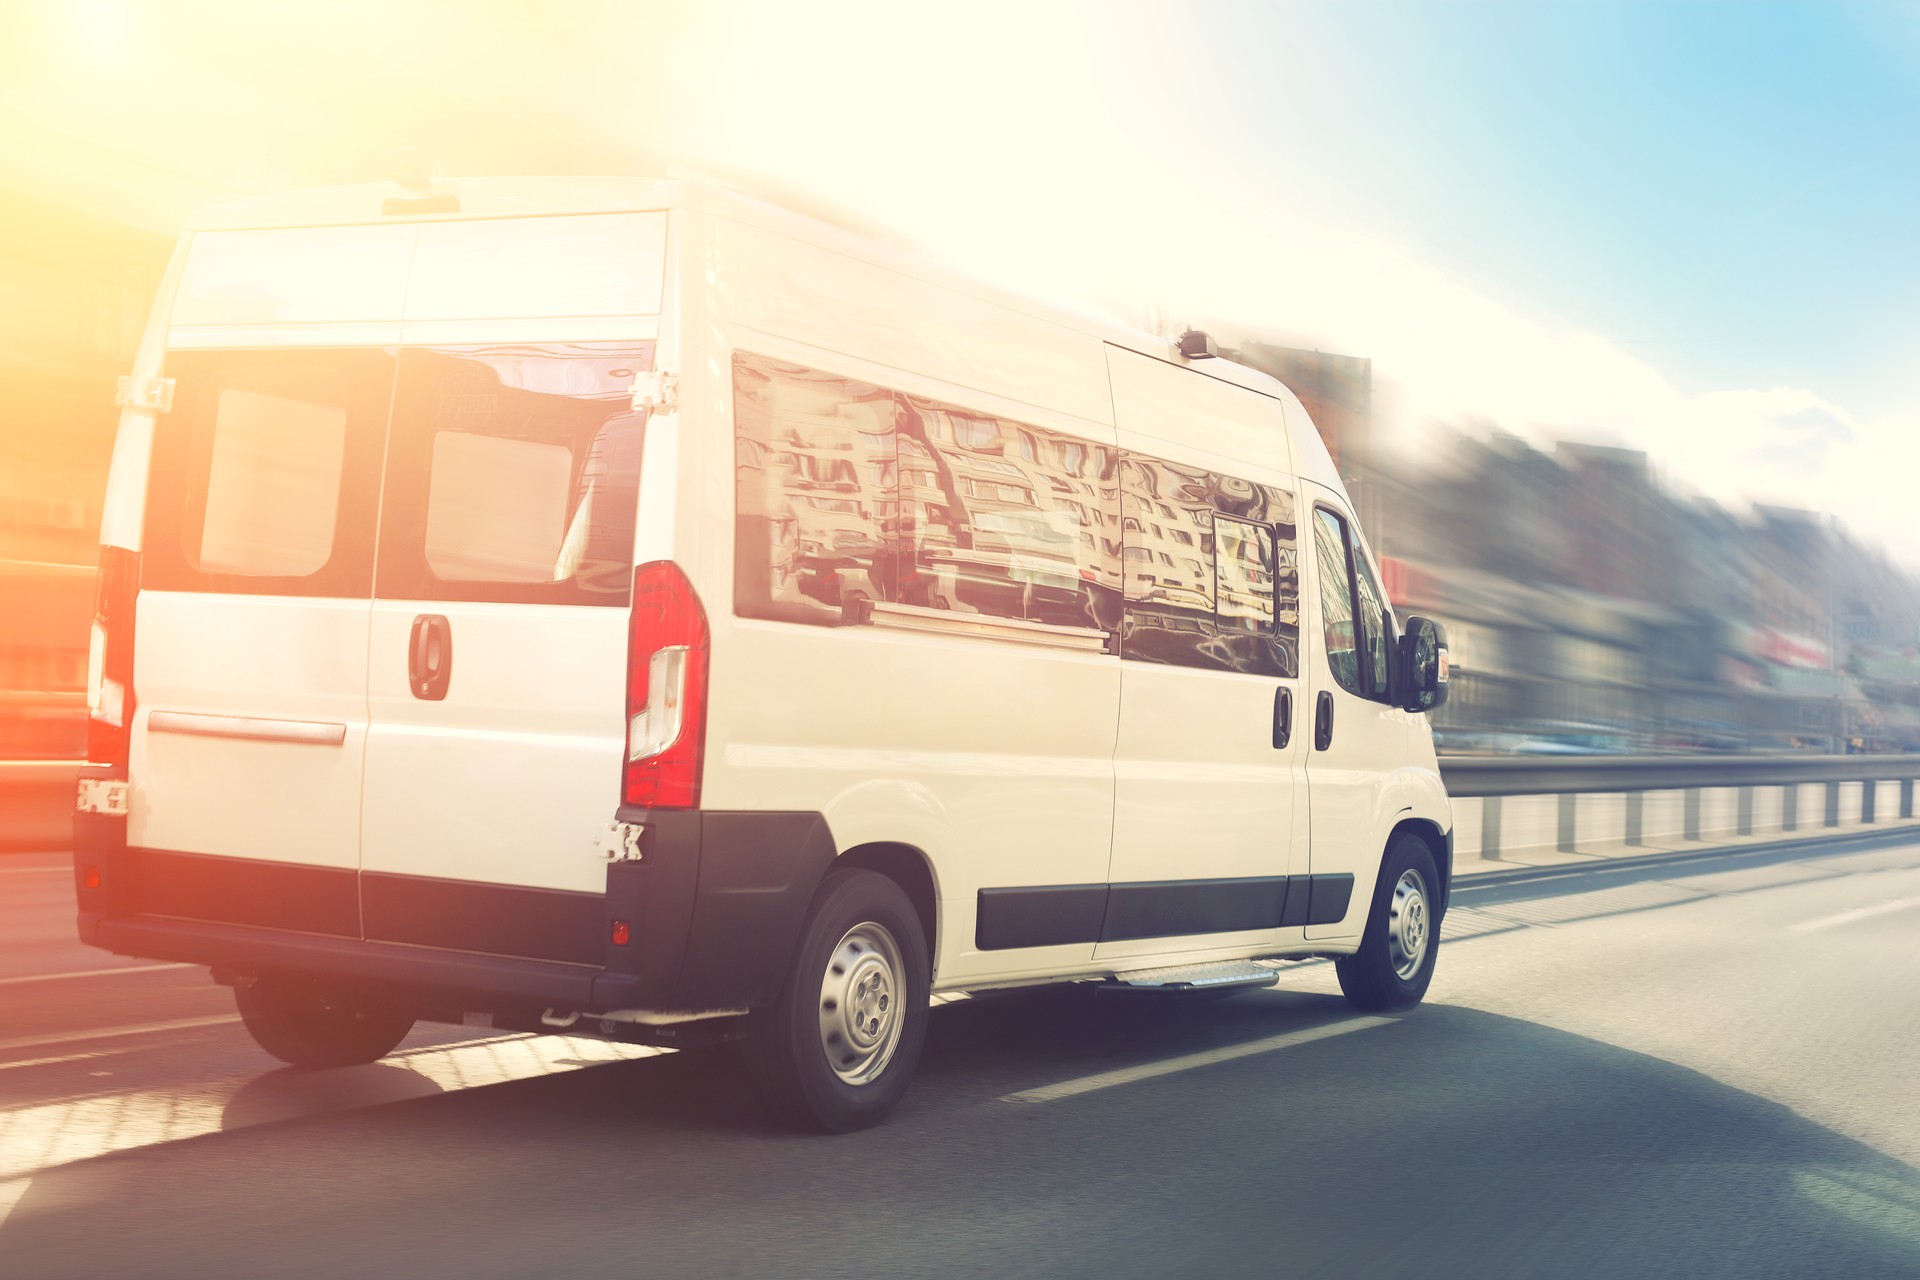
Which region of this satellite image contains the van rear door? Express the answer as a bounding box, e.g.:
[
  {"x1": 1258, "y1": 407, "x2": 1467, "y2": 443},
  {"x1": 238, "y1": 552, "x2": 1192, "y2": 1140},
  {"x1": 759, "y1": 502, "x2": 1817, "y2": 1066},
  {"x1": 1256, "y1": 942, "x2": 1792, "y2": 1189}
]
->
[
  {"x1": 357, "y1": 342, "x2": 650, "y2": 961},
  {"x1": 130, "y1": 345, "x2": 393, "y2": 934}
]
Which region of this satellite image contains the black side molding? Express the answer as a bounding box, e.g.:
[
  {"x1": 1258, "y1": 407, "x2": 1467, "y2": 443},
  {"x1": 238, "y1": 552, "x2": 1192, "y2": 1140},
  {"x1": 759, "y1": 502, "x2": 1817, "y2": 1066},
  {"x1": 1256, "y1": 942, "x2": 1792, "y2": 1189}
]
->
[
  {"x1": 976, "y1": 884, "x2": 1109, "y2": 950},
  {"x1": 976, "y1": 872, "x2": 1359, "y2": 950}
]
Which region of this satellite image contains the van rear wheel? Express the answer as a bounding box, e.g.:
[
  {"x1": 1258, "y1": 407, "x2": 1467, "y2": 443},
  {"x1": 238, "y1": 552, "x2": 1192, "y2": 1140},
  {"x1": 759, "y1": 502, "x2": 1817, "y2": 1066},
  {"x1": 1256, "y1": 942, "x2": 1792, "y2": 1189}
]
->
[
  {"x1": 1335, "y1": 835, "x2": 1441, "y2": 1013},
  {"x1": 234, "y1": 975, "x2": 415, "y2": 1069},
  {"x1": 744, "y1": 868, "x2": 930, "y2": 1132}
]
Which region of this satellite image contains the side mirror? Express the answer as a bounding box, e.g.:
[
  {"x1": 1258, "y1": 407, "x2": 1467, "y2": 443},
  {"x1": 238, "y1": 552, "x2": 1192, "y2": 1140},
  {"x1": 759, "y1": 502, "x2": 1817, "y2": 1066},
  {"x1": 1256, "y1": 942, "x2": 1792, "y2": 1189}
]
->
[{"x1": 1397, "y1": 616, "x2": 1449, "y2": 714}]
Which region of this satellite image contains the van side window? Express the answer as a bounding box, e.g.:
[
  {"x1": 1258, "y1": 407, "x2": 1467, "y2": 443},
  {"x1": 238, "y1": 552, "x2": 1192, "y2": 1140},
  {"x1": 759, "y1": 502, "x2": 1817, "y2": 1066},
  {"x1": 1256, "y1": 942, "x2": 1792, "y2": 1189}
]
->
[
  {"x1": 1121, "y1": 457, "x2": 1297, "y2": 677},
  {"x1": 896, "y1": 394, "x2": 1119, "y2": 631},
  {"x1": 731, "y1": 352, "x2": 1122, "y2": 631},
  {"x1": 732, "y1": 354, "x2": 900, "y2": 624},
  {"x1": 1313, "y1": 506, "x2": 1392, "y2": 700},
  {"x1": 376, "y1": 345, "x2": 650, "y2": 606}
]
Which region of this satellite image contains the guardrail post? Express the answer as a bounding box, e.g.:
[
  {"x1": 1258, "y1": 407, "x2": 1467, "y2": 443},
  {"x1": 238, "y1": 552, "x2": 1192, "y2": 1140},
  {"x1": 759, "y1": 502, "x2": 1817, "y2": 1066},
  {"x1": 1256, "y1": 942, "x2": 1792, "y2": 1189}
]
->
[
  {"x1": 1782, "y1": 784, "x2": 1798, "y2": 832},
  {"x1": 1825, "y1": 782, "x2": 1841, "y2": 828},
  {"x1": 1557, "y1": 792, "x2": 1578, "y2": 852},
  {"x1": 1736, "y1": 786, "x2": 1754, "y2": 836},
  {"x1": 1862, "y1": 780, "x2": 1876, "y2": 824},
  {"x1": 1683, "y1": 788, "x2": 1702, "y2": 841},
  {"x1": 1625, "y1": 791, "x2": 1644, "y2": 846},
  {"x1": 1481, "y1": 795, "x2": 1501, "y2": 862},
  {"x1": 1902, "y1": 779, "x2": 1914, "y2": 820}
]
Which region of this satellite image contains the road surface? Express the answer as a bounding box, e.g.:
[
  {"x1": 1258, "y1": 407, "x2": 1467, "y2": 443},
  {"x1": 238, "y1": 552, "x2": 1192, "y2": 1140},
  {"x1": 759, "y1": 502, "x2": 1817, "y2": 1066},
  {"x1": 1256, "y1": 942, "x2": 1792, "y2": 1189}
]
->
[{"x1": 2, "y1": 834, "x2": 1919, "y2": 1277}]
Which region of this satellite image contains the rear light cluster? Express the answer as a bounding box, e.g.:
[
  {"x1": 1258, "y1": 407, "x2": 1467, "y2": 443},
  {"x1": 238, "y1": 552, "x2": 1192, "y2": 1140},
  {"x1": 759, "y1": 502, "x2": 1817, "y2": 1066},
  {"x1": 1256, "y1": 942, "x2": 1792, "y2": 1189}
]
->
[
  {"x1": 86, "y1": 546, "x2": 140, "y2": 770},
  {"x1": 623, "y1": 561, "x2": 709, "y2": 809}
]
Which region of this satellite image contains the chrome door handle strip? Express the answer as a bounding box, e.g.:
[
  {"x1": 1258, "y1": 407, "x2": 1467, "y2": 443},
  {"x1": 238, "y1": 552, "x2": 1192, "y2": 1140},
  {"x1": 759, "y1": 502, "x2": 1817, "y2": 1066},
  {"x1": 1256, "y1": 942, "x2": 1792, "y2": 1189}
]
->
[
  {"x1": 862, "y1": 601, "x2": 1112, "y2": 653},
  {"x1": 147, "y1": 711, "x2": 347, "y2": 746}
]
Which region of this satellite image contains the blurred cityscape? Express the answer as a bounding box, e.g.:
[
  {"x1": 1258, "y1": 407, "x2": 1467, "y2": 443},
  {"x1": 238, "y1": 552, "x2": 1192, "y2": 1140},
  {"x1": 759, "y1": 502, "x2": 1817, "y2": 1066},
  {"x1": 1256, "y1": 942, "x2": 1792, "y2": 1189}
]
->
[
  {"x1": 1237, "y1": 343, "x2": 1920, "y2": 756},
  {"x1": 4, "y1": 193, "x2": 1918, "y2": 759}
]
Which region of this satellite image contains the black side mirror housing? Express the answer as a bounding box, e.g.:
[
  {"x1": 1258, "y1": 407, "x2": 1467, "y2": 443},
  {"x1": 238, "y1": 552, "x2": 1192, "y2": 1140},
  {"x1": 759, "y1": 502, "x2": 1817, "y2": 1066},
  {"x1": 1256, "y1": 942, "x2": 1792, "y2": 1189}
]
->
[{"x1": 1397, "y1": 616, "x2": 1450, "y2": 714}]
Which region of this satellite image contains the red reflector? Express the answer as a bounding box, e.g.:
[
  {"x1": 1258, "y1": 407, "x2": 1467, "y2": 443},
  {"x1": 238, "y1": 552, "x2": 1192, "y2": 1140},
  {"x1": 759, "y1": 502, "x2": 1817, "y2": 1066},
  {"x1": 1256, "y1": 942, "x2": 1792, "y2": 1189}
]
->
[
  {"x1": 87, "y1": 546, "x2": 140, "y2": 770},
  {"x1": 83, "y1": 866, "x2": 102, "y2": 891},
  {"x1": 610, "y1": 920, "x2": 632, "y2": 947}
]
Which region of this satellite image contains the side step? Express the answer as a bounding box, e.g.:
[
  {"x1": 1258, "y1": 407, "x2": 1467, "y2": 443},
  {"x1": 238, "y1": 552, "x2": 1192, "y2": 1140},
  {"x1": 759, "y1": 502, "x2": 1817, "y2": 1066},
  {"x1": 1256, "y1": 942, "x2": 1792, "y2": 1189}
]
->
[{"x1": 1107, "y1": 960, "x2": 1282, "y2": 991}]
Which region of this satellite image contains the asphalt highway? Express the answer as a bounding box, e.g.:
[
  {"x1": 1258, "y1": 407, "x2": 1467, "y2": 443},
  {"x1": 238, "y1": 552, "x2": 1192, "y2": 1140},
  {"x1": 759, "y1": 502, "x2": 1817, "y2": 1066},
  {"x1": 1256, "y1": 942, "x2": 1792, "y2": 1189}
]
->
[{"x1": 3, "y1": 834, "x2": 1919, "y2": 1278}]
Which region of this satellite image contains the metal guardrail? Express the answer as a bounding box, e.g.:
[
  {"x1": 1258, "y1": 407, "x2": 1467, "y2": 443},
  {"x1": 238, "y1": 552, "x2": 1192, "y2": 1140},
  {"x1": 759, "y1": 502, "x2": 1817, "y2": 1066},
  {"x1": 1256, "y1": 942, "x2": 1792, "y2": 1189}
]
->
[
  {"x1": 1440, "y1": 753, "x2": 1920, "y2": 858},
  {"x1": 1439, "y1": 753, "x2": 1920, "y2": 797}
]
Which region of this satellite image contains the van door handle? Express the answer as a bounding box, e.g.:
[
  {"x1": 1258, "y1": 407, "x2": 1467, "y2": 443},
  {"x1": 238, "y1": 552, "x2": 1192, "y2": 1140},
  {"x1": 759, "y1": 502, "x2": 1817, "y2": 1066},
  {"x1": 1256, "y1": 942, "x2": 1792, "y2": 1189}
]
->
[
  {"x1": 1271, "y1": 687, "x2": 1291, "y2": 749},
  {"x1": 409, "y1": 614, "x2": 452, "y2": 701},
  {"x1": 1314, "y1": 690, "x2": 1334, "y2": 750}
]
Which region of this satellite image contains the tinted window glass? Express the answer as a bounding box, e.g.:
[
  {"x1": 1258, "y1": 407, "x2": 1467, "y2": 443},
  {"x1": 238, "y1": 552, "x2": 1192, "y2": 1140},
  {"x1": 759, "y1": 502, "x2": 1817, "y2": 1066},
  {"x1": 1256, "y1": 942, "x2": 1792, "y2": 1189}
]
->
[
  {"x1": 1121, "y1": 456, "x2": 1297, "y2": 676},
  {"x1": 897, "y1": 397, "x2": 1119, "y2": 631},
  {"x1": 1353, "y1": 538, "x2": 1394, "y2": 699},
  {"x1": 1314, "y1": 508, "x2": 1363, "y2": 695},
  {"x1": 731, "y1": 352, "x2": 1122, "y2": 631},
  {"x1": 377, "y1": 344, "x2": 649, "y2": 605},
  {"x1": 144, "y1": 348, "x2": 393, "y2": 597},
  {"x1": 733, "y1": 354, "x2": 900, "y2": 624}
]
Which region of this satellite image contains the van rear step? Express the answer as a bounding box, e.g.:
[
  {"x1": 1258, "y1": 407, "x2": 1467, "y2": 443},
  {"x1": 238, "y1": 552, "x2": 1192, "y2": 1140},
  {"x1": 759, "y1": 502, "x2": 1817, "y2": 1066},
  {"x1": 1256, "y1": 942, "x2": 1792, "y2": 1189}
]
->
[{"x1": 1107, "y1": 960, "x2": 1281, "y2": 991}]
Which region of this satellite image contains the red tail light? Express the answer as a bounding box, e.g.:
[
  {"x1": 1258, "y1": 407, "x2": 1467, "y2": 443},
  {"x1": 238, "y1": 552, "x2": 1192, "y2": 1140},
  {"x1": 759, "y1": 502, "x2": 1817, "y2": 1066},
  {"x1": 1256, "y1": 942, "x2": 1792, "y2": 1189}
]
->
[
  {"x1": 86, "y1": 546, "x2": 139, "y2": 770},
  {"x1": 623, "y1": 561, "x2": 709, "y2": 809}
]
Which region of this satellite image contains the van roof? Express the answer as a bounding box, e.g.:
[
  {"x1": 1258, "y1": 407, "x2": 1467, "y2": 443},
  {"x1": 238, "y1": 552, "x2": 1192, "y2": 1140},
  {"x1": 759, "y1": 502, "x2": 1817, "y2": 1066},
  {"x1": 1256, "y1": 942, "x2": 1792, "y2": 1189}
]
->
[{"x1": 187, "y1": 176, "x2": 1304, "y2": 407}]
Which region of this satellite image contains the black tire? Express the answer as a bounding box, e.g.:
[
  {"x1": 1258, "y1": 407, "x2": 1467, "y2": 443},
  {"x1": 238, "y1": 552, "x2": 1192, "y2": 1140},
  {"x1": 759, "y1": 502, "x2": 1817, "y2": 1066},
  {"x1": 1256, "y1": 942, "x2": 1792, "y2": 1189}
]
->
[
  {"x1": 744, "y1": 868, "x2": 931, "y2": 1132},
  {"x1": 234, "y1": 975, "x2": 416, "y2": 1069},
  {"x1": 1336, "y1": 834, "x2": 1442, "y2": 1013}
]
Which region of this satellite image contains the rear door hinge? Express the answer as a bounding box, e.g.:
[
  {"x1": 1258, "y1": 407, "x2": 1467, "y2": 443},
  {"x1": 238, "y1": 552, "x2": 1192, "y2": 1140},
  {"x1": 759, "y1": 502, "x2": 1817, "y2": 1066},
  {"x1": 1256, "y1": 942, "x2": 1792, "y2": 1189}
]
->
[
  {"x1": 116, "y1": 375, "x2": 175, "y2": 414},
  {"x1": 629, "y1": 370, "x2": 678, "y2": 414}
]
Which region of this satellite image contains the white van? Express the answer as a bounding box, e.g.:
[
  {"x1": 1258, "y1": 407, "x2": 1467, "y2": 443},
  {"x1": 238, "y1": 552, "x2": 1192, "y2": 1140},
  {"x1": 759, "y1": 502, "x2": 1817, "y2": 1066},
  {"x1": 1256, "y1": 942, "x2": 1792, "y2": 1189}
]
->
[{"x1": 74, "y1": 178, "x2": 1452, "y2": 1130}]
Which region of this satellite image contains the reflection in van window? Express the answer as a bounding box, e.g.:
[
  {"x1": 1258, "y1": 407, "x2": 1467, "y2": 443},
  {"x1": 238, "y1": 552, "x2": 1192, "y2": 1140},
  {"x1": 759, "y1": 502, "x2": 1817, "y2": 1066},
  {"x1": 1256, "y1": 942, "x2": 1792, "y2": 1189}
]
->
[
  {"x1": 733, "y1": 354, "x2": 899, "y2": 624},
  {"x1": 198, "y1": 389, "x2": 346, "y2": 577},
  {"x1": 899, "y1": 392, "x2": 1120, "y2": 631},
  {"x1": 424, "y1": 433, "x2": 572, "y2": 582},
  {"x1": 1315, "y1": 508, "x2": 1363, "y2": 694},
  {"x1": 378, "y1": 343, "x2": 651, "y2": 606},
  {"x1": 732, "y1": 352, "x2": 1123, "y2": 632},
  {"x1": 1120, "y1": 457, "x2": 1298, "y2": 677}
]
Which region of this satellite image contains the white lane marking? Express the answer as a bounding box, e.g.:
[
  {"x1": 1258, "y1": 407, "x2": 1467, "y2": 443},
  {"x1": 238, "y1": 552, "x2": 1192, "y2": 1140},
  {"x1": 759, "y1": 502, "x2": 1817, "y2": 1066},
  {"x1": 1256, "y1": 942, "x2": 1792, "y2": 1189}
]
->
[
  {"x1": 0, "y1": 964, "x2": 194, "y2": 987},
  {"x1": 0, "y1": 1015, "x2": 240, "y2": 1057},
  {"x1": 0, "y1": 1034, "x2": 665, "y2": 1181},
  {"x1": 1001, "y1": 1015, "x2": 1394, "y2": 1105},
  {"x1": 1789, "y1": 894, "x2": 1920, "y2": 933},
  {"x1": 0, "y1": 1178, "x2": 29, "y2": 1231},
  {"x1": 0, "y1": 1051, "x2": 111, "y2": 1074}
]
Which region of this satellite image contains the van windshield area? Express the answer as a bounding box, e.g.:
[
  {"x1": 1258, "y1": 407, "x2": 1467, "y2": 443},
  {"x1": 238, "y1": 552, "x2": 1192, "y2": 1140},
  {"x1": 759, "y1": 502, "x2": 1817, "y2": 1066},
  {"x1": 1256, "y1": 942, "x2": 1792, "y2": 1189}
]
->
[{"x1": 143, "y1": 343, "x2": 653, "y2": 606}]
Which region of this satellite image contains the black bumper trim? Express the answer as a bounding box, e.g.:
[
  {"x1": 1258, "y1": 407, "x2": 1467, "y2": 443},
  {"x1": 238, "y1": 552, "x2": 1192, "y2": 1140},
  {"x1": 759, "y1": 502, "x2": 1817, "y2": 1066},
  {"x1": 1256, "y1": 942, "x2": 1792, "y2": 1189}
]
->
[{"x1": 92, "y1": 914, "x2": 604, "y2": 1008}]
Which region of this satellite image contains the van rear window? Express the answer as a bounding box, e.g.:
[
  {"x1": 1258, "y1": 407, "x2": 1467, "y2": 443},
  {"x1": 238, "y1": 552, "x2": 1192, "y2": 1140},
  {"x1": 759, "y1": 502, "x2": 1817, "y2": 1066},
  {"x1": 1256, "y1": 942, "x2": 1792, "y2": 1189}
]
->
[
  {"x1": 144, "y1": 343, "x2": 650, "y2": 605},
  {"x1": 145, "y1": 348, "x2": 393, "y2": 598},
  {"x1": 376, "y1": 344, "x2": 651, "y2": 606}
]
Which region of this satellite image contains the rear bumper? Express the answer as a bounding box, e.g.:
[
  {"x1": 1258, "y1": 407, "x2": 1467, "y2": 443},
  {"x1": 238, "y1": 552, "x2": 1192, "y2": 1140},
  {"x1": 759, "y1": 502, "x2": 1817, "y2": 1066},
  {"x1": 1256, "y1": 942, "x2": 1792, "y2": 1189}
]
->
[{"x1": 74, "y1": 798, "x2": 837, "y2": 1016}]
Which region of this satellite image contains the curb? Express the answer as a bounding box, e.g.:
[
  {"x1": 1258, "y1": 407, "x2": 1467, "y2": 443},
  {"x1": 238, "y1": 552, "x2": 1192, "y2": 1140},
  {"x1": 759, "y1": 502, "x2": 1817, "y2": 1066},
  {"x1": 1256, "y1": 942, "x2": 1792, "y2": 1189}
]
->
[{"x1": 1453, "y1": 822, "x2": 1920, "y2": 891}]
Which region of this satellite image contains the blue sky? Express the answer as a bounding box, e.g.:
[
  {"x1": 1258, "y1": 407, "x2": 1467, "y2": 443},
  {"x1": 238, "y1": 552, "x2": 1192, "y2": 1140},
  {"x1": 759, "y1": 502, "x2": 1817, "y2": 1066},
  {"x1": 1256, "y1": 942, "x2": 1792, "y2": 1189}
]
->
[{"x1": 1211, "y1": 2, "x2": 1920, "y2": 420}]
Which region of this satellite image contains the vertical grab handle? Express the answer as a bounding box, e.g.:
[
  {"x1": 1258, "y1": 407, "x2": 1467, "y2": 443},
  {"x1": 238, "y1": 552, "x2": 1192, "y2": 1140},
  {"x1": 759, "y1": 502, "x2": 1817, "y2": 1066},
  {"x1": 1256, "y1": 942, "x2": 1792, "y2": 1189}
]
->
[
  {"x1": 1271, "y1": 686, "x2": 1292, "y2": 749},
  {"x1": 409, "y1": 614, "x2": 453, "y2": 701},
  {"x1": 1314, "y1": 690, "x2": 1335, "y2": 750}
]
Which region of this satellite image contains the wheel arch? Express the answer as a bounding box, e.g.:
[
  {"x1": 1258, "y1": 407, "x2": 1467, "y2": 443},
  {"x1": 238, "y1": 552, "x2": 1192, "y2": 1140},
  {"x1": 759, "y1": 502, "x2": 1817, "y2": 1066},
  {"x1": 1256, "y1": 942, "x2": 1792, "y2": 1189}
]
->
[
  {"x1": 835, "y1": 842, "x2": 940, "y2": 979},
  {"x1": 1387, "y1": 816, "x2": 1452, "y2": 916}
]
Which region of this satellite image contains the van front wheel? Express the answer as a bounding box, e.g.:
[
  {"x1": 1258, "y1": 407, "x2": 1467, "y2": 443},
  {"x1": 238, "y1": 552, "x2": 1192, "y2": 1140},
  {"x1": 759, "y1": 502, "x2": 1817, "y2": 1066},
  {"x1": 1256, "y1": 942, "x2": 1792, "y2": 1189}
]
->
[
  {"x1": 234, "y1": 976, "x2": 415, "y2": 1069},
  {"x1": 745, "y1": 868, "x2": 931, "y2": 1132},
  {"x1": 1335, "y1": 835, "x2": 1441, "y2": 1013}
]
